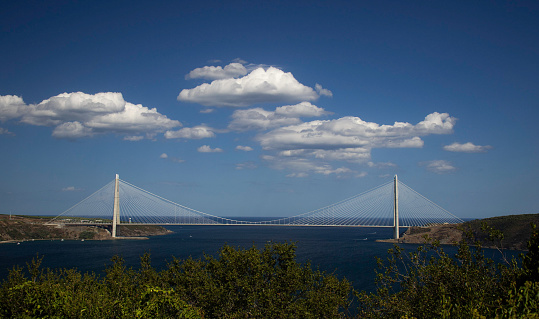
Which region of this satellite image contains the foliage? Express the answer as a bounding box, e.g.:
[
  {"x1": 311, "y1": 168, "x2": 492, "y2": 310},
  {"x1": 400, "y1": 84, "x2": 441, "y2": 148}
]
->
[
  {"x1": 356, "y1": 225, "x2": 539, "y2": 319},
  {"x1": 498, "y1": 281, "x2": 539, "y2": 318},
  {"x1": 0, "y1": 242, "x2": 349, "y2": 318},
  {"x1": 465, "y1": 214, "x2": 539, "y2": 250},
  {"x1": 0, "y1": 254, "x2": 203, "y2": 319},
  {"x1": 79, "y1": 231, "x2": 95, "y2": 240},
  {"x1": 520, "y1": 224, "x2": 539, "y2": 284},
  {"x1": 162, "y1": 242, "x2": 351, "y2": 318}
]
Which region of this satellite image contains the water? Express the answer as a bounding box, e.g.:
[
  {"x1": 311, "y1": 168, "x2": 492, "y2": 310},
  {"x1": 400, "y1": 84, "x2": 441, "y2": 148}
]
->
[{"x1": 0, "y1": 226, "x2": 517, "y2": 292}]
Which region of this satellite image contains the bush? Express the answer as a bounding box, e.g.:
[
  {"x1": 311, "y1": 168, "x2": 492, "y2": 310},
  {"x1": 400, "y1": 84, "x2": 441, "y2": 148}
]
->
[
  {"x1": 163, "y1": 242, "x2": 351, "y2": 318},
  {"x1": 356, "y1": 226, "x2": 539, "y2": 318},
  {"x1": 79, "y1": 231, "x2": 95, "y2": 240},
  {"x1": 0, "y1": 242, "x2": 350, "y2": 318}
]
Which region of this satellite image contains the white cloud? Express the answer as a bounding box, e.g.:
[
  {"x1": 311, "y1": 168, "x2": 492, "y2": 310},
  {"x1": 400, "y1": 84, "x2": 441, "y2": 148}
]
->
[
  {"x1": 164, "y1": 125, "x2": 215, "y2": 139},
  {"x1": 367, "y1": 161, "x2": 397, "y2": 169},
  {"x1": 317, "y1": 166, "x2": 353, "y2": 175},
  {"x1": 420, "y1": 160, "x2": 457, "y2": 174},
  {"x1": 160, "y1": 152, "x2": 184, "y2": 163},
  {"x1": 228, "y1": 102, "x2": 330, "y2": 132},
  {"x1": 380, "y1": 136, "x2": 425, "y2": 148},
  {"x1": 62, "y1": 186, "x2": 81, "y2": 192},
  {"x1": 255, "y1": 112, "x2": 455, "y2": 176},
  {"x1": 200, "y1": 108, "x2": 214, "y2": 114},
  {"x1": 232, "y1": 58, "x2": 248, "y2": 65},
  {"x1": 356, "y1": 172, "x2": 368, "y2": 178},
  {"x1": 185, "y1": 62, "x2": 247, "y2": 80},
  {"x1": 124, "y1": 135, "x2": 144, "y2": 141},
  {"x1": 229, "y1": 108, "x2": 300, "y2": 131},
  {"x1": 236, "y1": 161, "x2": 257, "y2": 170},
  {"x1": 275, "y1": 148, "x2": 371, "y2": 164},
  {"x1": 0, "y1": 95, "x2": 27, "y2": 122},
  {"x1": 52, "y1": 121, "x2": 94, "y2": 139},
  {"x1": 262, "y1": 155, "x2": 357, "y2": 177},
  {"x1": 20, "y1": 92, "x2": 126, "y2": 126},
  {"x1": 311, "y1": 148, "x2": 372, "y2": 163},
  {"x1": 198, "y1": 145, "x2": 223, "y2": 153},
  {"x1": 178, "y1": 67, "x2": 319, "y2": 107},
  {"x1": 0, "y1": 92, "x2": 181, "y2": 139},
  {"x1": 315, "y1": 83, "x2": 333, "y2": 97},
  {"x1": 258, "y1": 112, "x2": 455, "y2": 152},
  {"x1": 286, "y1": 172, "x2": 309, "y2": 178},
  {"x1": 443, "y1": 142, "x2": 492, "y2": 153},
  {"x1": 274, "y1": 101, "x2": 331, "y2": 117},
  {"x1": 0, "y1": 127, "x2": 14, "y2": 136},
  {"x1": 228, "y1": 108, "x2": 300, "y2": 131},
  {"x1": 236, "y1": 145, "x2": 253, "y2": 151},
  {"x1": 415, "y1": 112, "x2": 457, "y2": 134},
  {"x1": 84, "y1": 101, "x2": 180, "y2": 134}
]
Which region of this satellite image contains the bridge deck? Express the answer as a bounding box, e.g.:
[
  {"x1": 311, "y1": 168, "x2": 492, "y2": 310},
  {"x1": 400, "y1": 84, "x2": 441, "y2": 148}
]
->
[{"x1": 53, "y1": 222, "x2": 399, "y2": 228}]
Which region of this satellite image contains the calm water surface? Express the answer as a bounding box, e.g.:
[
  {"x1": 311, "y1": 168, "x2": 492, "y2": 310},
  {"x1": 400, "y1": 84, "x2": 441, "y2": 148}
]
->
[{"x1": 0, "y1": 226, "x2": 516, "y2": 292}]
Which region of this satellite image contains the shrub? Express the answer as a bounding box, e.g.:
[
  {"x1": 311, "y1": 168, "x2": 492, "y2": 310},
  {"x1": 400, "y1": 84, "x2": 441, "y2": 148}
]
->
[
  {"x1": 79, "y1": 231, "x2": 95, "y2": 240},
  {"x1": 0, "y1": 243, "x2": 350, "y2": 318},
  {"x1": 356, "y1": 226, "x2": 539, "y2": 318}
]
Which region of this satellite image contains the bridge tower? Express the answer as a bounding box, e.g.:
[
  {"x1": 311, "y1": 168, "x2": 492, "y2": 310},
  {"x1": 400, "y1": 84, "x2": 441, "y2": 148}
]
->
[
  {"x1": 112, "y1": 174, "x2": 120, "y2": 238},
  {"x1": 394, "y1": 175, "x2": 399, "y2": 239}
]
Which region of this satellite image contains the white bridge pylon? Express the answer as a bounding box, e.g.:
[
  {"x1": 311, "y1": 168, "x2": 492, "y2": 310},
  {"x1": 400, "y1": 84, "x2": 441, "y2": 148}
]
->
[{"x1": 51, "y1": 174, "x2": 464, "y2": 238}]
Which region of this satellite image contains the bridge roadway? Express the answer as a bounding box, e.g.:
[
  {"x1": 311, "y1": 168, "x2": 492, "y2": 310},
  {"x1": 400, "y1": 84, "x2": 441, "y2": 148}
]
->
[{"x1": 54, "y1": 222, "x2": 395, "y2": 228}]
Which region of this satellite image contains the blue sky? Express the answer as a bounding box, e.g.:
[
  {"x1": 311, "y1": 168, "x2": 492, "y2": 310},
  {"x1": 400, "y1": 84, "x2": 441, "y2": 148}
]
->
[{"x1": 0, "y1": 0, "x2": 537, "y2": 219}]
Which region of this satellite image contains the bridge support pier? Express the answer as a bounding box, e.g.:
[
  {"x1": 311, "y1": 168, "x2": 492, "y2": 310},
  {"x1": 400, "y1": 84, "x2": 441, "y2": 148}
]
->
[
  {"x1": 112, "y1": 174, "x2": 120, "y2": 238},
  {"x1": 394, "y1": 175, "x2": 399, "y2": 240}
]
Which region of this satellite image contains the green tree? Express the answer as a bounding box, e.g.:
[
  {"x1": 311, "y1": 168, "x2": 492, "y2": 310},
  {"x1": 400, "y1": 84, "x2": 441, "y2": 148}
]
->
[
  {"x1": 519, "y1": 224, "x2": 539, "y2": 284},
  {"x1": 355, "y1": 225, "x2": 539, "y2": 319},
  {"x1": 0, "y1": 242, "x2": 349, "y2": 318},
  {"x1": 163, "y1": 242, "x2": 351, "y2": 318}
]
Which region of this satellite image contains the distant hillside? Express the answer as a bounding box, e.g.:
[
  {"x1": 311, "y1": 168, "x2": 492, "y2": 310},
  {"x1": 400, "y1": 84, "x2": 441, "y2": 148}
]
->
[
  {"x1": 381, "y1": 213, "x2": 539, "y2": 250},
  {"x1": 465, "y1": 213, "x2": 539, "y2": 250},
  {"x1": 0, "y1": 214, "x2": 172, "y2": 242}
]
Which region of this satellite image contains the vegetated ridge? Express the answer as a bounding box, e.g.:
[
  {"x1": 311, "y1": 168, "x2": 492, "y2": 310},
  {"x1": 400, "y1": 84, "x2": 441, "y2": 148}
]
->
[
  {"x1": 0, "y1": 214, "x2": 172, "y2": 242},
  {"x1": 382, "y1": 213, "x2": 539, "y2": 250}
]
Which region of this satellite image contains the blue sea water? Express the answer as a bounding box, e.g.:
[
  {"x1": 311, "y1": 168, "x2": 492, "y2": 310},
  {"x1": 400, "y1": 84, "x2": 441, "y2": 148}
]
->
[{"x1": 0, "y1": 225, "x2": 519, "y2": 292}]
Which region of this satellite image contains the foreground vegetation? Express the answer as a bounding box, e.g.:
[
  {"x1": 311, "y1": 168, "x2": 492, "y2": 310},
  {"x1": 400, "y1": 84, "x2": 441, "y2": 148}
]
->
[
  {"x1": 0, "y1": 243, "x2": 350, "y2": 318},
  {"x1": 357, "y1": 224, "x2": 539, "y2": 318},
  {"x1": 1, "y1": 224, "x2": 538, "y2": 318}
]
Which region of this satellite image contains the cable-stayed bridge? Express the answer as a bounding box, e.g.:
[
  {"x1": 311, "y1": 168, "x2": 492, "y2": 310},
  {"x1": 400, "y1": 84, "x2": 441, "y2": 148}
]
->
[{"x1": 49, "y1": 175, "x2": 463, "y2": 239}]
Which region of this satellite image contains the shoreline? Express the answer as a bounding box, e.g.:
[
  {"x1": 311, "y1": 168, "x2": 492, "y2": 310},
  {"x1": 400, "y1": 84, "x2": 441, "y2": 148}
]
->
[
  {"x1": 1, "y1": 214, "x2": 172, "y2": 243},
  {"x1": 0, "y1": 236, "x2": 150, "y2": 244}
]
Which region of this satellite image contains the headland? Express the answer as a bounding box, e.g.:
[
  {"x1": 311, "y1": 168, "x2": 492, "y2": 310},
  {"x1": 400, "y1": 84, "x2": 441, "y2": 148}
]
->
[{"x1": 0, "y1": 214, "x2": 172, "y2": 243}]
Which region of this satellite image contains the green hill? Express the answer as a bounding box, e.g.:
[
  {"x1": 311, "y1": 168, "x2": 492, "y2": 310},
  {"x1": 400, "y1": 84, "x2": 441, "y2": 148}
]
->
[
  {"x1": 0, "y1": 214, "x2": 172, "y2": 242},
  {"x1": 465, "y1": 213, "x2": 539, "y2": 250},
  {"x1": 386, "y1": 213, "x2": 539, "y2": 250}
]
